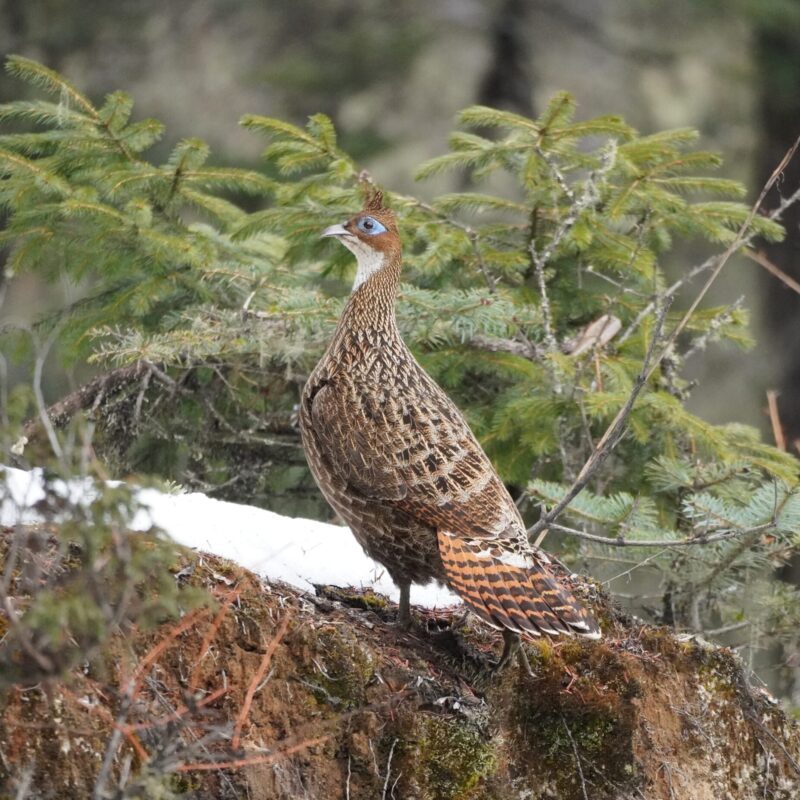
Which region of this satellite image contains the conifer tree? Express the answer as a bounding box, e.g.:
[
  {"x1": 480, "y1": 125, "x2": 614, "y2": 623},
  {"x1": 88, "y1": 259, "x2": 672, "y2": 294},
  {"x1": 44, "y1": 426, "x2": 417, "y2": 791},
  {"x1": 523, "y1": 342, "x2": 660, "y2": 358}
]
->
[{"x1": 1, "y1": 56, "x2": 799, "y2": 672}]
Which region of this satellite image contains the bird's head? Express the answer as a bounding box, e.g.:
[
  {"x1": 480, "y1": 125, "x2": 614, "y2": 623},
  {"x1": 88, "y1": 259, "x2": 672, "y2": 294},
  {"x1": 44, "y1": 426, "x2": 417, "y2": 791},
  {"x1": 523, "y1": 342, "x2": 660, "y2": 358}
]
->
[{"x1": 322, "y1": 189, "x2": 401, "y2": 292}]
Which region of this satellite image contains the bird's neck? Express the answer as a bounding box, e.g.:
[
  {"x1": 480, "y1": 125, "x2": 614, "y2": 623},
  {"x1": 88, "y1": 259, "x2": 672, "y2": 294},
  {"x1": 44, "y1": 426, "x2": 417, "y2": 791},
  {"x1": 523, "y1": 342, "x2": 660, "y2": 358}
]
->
[{"x1": 334, "y1": 252, "x2": 402, "y2": 340}]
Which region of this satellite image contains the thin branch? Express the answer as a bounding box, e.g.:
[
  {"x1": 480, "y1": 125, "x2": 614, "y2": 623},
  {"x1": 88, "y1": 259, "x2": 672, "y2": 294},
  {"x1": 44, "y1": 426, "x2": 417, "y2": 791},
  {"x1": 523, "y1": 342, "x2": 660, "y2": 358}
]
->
[
  {"x1": 618, "y1": 258, "x2": 715, "y2": 345},
  {"x1": 530, "y1": 136, "x2": 800, "y2": 544},
  {"x1": 619, "y1": 178, "x2": 800, "y2": 347},
  {"x1": 745, "y1": 248, "x2": 800, "y2": 296},
  {"x1": 381, "y1": 738, "x2": 398, "y2": 800},
  {"x1": 560, "y1": 715, "x2": 589, "y2": 800},
  {"x1": 546, "y1": 518, "x2": 777, "y2": 549},
  {"x1": 1, "y1": 595, "x2": 54, "y2": 674},
  {"x1": 706, "y1": 620, "x2": 751, "y2": 637},
  {"x1": 529, "y1": 296, "x2": 670, "y2": 543},
  {"x1": 93, "y1": 698, "x2": 132, "y2": 800},
  {"x1": 413, "y1": 201, "x2": 497, "y2": 293},
  {"x1": 648, "y1": 134, "x2": 800, "y2": 376},
  {"x1": 31, "y1": 322, "x2": 67, "y2": 463},
  {"x1": 231, "y1": 613, "x2": 290, "y2": 749},
  {"x1": 766, "y1": 390, "x2": 787, "y2": 451}
]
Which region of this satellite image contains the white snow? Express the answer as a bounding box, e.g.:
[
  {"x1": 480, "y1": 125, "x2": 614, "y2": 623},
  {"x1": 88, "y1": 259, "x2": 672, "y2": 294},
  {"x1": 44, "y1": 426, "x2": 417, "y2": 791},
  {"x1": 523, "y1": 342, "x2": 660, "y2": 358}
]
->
[{"x1": 0, "y1": 464, "x2": 462, "y2": 611}]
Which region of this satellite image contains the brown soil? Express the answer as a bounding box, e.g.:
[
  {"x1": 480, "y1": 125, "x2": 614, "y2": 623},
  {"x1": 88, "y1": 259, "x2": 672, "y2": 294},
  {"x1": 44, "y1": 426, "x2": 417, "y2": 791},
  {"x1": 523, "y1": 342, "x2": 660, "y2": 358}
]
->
[{"x1": 1, "y1": 540, "x2": 799, "y2": 799}]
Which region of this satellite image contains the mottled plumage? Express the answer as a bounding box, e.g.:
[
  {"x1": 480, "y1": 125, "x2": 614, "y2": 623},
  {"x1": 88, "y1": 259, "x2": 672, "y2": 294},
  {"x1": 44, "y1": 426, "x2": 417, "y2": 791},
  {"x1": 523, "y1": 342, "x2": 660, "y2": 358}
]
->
[{"x1": 300, "y1": 191, "x2": 599, "y2": 644}]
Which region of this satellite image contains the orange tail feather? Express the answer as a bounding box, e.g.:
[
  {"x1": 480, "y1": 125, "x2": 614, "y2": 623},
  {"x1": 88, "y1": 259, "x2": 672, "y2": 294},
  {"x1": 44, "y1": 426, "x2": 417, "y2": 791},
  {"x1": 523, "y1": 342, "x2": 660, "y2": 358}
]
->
[{"x1": 437, "y1": 530, "x2": 600, "y2": 639}]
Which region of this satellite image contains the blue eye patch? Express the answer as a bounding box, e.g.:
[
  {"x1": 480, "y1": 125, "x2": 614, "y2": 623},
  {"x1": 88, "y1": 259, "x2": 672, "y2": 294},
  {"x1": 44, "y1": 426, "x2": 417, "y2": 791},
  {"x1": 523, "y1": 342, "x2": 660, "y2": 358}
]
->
[{"x1": 356, "y1": 215, "x2": 387, "y2": 236}]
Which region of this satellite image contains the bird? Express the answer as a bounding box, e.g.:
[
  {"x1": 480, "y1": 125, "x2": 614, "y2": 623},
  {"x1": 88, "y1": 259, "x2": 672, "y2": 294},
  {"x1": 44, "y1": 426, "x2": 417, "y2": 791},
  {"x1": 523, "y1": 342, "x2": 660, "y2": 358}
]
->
[{"x1": 299, "y1": 189, "x2": 600, "y2": 667}]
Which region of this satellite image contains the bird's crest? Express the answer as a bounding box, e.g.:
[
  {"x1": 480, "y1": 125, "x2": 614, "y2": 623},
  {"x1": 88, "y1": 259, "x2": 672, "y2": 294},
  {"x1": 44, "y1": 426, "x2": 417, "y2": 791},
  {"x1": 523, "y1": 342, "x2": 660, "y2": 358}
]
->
[{"x1": 362, "y1": 186, "x2": 386, "y2": 214}]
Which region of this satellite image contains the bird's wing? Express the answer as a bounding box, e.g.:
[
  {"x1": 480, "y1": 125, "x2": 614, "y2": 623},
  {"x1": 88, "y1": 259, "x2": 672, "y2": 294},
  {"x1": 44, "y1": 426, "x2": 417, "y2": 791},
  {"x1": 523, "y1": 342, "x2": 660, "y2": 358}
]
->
[
  {"x1": 309, "y1": 376, "x2": 599, "y2": 639},
  {"x1": 308, "y1": 377, "x2": 409, "y2": 501}
]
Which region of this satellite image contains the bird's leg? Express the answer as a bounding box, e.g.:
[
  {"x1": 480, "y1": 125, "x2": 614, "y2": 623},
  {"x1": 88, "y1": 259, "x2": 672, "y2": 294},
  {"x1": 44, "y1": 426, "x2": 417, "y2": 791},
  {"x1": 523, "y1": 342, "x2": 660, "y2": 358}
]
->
[
  {"x1": 396, "y1": 582, "x2": 412, "y2": 629},
  {"x1": 495, "y1": 630, "x2": 535, "y2": 677},
  {"x1": 495, "y1": 629, "x2": 519, "y2": 671}
]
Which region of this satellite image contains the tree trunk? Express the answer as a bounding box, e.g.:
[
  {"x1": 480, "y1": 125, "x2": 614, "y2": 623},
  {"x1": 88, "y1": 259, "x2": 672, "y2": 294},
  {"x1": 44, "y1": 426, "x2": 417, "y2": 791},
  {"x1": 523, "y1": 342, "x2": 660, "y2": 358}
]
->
[{"x1": 755, "y1": 25, "x2": 800, "y2": 452}]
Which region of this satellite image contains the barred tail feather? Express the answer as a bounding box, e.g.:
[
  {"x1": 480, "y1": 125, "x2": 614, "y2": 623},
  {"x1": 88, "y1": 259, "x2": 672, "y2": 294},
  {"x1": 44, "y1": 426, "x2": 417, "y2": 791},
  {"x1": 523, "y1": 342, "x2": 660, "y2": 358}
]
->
[{"x1": 438, "y1": 530, "x2": 601, "y2": 640}]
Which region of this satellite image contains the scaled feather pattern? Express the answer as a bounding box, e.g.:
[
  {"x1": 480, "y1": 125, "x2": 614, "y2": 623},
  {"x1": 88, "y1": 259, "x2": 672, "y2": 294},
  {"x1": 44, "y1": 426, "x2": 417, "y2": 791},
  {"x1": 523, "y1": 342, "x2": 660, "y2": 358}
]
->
[{"x1": 300, "y1": 191, "x2": 599, "y2": 640}]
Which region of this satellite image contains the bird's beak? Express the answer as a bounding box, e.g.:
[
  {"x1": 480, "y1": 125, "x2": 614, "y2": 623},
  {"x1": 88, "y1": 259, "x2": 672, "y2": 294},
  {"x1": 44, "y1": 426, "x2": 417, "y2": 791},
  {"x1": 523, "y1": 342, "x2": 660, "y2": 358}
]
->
[{"x1": 321, "y1": 223, "x2": 349, "y2": 238}]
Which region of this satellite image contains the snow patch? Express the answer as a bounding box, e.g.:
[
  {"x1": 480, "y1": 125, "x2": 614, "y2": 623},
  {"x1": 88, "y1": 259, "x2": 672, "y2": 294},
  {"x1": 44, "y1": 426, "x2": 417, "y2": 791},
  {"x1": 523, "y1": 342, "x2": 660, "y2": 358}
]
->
[{"x1": 0, "y1": 464, "x2": 461, "y2": 610}]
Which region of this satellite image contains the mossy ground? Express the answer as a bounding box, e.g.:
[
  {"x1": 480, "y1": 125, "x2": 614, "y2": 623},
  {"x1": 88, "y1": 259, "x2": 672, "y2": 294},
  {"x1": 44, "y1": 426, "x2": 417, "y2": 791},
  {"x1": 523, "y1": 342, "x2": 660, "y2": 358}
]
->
[{"x1": 1, "y1": 532, "x2": 799, "y2": 799}]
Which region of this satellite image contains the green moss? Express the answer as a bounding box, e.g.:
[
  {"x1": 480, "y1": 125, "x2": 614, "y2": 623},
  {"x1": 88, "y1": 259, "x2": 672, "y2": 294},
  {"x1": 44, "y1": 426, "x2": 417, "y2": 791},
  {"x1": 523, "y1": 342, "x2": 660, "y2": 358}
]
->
[
  {"x1": 316, "y1": 584, "x2": 390, "y2": 612},
  {"x1": 416, "y1": 717, "x2": 496, "y2": 800},
  {"x1": 360, "y1": 590, "x2": 389, "y2": 610},
  {"x1": 494, "y1": 639, "x2": 642, "y2": 799},
  {"x1": 305, "y1": 625, "x2": 375, "y2": 709},
  {"x1": 535, "y1": 710, "x2": 614, "y2": 760}
]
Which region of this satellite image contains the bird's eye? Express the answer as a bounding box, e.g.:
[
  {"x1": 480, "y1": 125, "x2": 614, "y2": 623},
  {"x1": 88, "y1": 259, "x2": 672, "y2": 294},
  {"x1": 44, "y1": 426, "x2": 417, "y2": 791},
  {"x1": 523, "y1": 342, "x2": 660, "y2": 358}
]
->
[{"x1": 357, "y1": 216, "x2": 387, "y2": 236}]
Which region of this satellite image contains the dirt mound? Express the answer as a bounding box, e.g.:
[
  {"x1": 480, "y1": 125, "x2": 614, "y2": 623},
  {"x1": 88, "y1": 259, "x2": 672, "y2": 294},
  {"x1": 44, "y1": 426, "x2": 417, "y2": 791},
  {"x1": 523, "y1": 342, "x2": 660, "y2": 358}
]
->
[{"x1": 1, "y1": 541, "x2": 799, "y2": 799}]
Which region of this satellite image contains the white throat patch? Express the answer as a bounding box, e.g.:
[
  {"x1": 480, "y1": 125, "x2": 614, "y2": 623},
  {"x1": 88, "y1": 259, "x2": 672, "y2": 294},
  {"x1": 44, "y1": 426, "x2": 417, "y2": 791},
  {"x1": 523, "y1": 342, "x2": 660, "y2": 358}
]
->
[{"x1": 343, "y1": 238, "x2": 385, "y2": 292}]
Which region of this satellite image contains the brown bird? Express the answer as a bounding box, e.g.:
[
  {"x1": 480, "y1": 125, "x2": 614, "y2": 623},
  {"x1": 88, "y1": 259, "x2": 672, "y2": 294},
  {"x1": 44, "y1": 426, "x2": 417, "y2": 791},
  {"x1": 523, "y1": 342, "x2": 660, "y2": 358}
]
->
[{"x1": 299, "y1": 190, "x2": 599, "y2": 666}]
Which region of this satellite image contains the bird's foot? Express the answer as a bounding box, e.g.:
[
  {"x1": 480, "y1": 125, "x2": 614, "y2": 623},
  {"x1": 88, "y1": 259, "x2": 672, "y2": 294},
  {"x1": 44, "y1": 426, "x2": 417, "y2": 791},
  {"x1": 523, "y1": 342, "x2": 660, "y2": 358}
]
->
[{"x1": 493, "y1": 629, "x2": 536, "y2": 678}]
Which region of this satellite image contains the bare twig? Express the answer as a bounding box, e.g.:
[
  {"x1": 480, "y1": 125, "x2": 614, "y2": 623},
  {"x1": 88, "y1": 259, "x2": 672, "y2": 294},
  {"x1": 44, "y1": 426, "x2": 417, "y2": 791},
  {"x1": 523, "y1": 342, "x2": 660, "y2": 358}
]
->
[
  {"x1": 618, "y1": 258, "x2": 716, "y2": 345},
  {"x1": 745, "y1": 248, "x2": 800, "y2": 296},
  {"x1": 231, "y1": 613, "x2": 290, "y2": 749},
  {"x1": 619, "y1": 177, "x2": 800, "y2": 347},
  {"x1": 560, "y1": 715, "x2": 589, "y2": 800},
  {"x1": 93, "y1": 699, "x2": 133, "y2": 800},
  {"x1": 766, "y1": 391, "x2": 786, "y2": 451},
  {"x1": 381, "y1": 738, "x2": 398, "y2": 800},
  {"x1": 529, "y1": 136, "x2": 800, "y2": 545},
  {"x1": 650, "y1": 134, "x2": 800, "y2": 374},
  {"x1": 1, "y1": 596, "x2": 54, "y2": 674},
  {"x1": 546, "y1": 518, "x2": 777, "y2": 549},
  {"x1": 31, "y1": 322, "x2": 67, "y2": 463},
  {"x1": 413, "y1": 201, "x2": 497, "y2": 293},
  {"x1": 529, "y1": 297, "x2": 670, "y2": 544}
]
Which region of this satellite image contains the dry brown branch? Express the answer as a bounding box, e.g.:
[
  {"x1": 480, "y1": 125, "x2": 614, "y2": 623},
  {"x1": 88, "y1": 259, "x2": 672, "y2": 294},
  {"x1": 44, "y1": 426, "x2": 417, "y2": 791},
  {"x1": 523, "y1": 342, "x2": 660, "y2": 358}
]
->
[
  {"x1": 231, "y1": 612, "x2": 291, "y2": 749},
  {"x1": 176, "y1": 734, "x2": 331, "y2": 772},
  {"x1": 746, "y1": 248, "x2": 800, "y2": 296},
  {"x1": 529, "y1": 296, "x2": 671, "y2": 544},
  {"x1": 529, "y1": 134, "x2": 800, "y2": 546},
  {"x1": 766, "y1": 390, "x2": 787, "y2": 451},
  {"x1": 189, "y1": 588, "x2": 239, "y2": 693},
  {"x1": 127, "y1": 607, "x2": 210, "y2": 698}
]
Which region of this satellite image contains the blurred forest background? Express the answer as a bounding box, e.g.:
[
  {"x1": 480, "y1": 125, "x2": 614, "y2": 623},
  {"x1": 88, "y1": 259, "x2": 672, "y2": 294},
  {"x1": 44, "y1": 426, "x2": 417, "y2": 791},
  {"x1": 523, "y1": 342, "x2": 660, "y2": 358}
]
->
[
  {"x1": 1, "y1": 0, "x2": 798, "y2": 441},
  {"x1": 1, "y1": 0, "x2": 800, "y2": 709}
]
